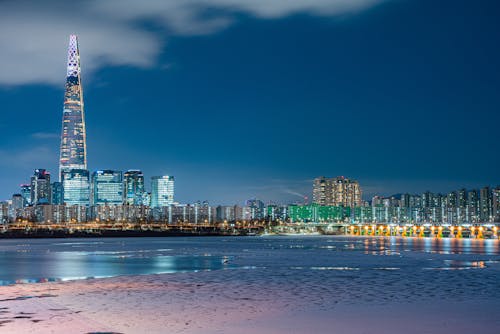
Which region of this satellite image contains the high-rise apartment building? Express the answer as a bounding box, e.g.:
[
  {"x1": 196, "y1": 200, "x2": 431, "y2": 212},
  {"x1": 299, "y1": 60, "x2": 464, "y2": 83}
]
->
[
  {"x1": 123, "y1": 170, "x2": 145, "y2": 205},
  {"x1": 313, "y1": 176, "x2": 362, "y2": 207},
  {"x1": 30, "y1": 169, "x2": 51, "y2": 205},
  {"x1": 493, "y1": 187, "x2": 500, "y2": 222},
  {"x1": 91, "y1": 170, "x2": 123, "y2": 205},
  {"x1": 480, "y1": 186, "x2": 493, "y2": 222},
  {"x1": 151, "y1": 176, "x2": 174, "y2": 208}
]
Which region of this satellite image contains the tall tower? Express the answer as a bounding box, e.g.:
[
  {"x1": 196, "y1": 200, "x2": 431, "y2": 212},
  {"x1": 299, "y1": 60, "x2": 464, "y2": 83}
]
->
[{"x1": 59, "y1": 34, "x2": 87, "y2": 181}]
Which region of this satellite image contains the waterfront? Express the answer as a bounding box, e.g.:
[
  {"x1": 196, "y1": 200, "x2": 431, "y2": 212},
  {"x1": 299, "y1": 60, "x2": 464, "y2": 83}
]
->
[{"x1": 0, "y1": 236, "x2": 499, "y2": 333}]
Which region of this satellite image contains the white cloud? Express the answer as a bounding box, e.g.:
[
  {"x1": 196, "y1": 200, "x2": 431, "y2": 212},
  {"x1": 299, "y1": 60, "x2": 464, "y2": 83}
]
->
[
  {"x1": 0, "y1": 0, "x2": 385, "y2": 86},
  {"x1": 0, "y1": 145, "x2": 57, "y2": 168}
]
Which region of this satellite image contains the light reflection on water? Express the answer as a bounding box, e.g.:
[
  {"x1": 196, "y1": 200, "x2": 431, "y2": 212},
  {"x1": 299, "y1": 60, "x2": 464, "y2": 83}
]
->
[{"x1": 0, "y1": 236, "x2": 499, "y2": 286}]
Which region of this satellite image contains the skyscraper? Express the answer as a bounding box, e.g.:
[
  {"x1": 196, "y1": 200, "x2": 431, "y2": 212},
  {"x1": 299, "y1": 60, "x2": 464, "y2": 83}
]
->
[
  {"x1": 20, "y1": 184, "x2": 31, "y2": 207},
  {"x1": 30, "y1": 169, "x2": 51, "y2": 205},
  {"x1": 62, "y1": 169, "x2": 90, "y2": 206},
  {"x1": 59, "y1": 35, "x2": 89, "y2": 205},
  {"x1": 59, "y1": 35, "x2": 87, "y2": 181},
  {"x1": 151, "y1": 176, "x2": 175, "y2": 208},
  {"x1": 51, "y1": 182, "x2": 64, "y2": 205},
  {"x1": 91, "y1": 170, "x2": 123, "y2": 205},
  {"x1": 123, "y1": 170, "x2": 145, "y2": 205}
]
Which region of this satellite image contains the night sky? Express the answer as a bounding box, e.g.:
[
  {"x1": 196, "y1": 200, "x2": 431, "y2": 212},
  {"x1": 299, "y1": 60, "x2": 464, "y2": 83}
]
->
[{"x1": 0, "y1": 0, "x2": 498, "y2": 204}]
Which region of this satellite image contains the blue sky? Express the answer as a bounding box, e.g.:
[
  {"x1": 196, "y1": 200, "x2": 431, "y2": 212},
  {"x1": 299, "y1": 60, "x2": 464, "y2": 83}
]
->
[{"x1": 0, "y1": 0, "x2": 499, "y2": 204}]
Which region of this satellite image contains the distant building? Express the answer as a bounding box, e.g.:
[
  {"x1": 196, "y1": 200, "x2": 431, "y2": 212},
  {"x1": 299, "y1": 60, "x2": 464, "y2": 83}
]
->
[
  {"x1": 11, "y1": 194, "x2": 23, "y2": 211},
  {"x1": 493, "y1": 187, "x2": 500, "y2": 222},
  {"x1": 20, "y1": 184, "x2": 31, "y2": 207},
  {"x1": 91, "y1": 170, "x2": 123, "y2": 205},
  {"x1": 10, "y1": 194, "x2": 23, "y2": 220},
  {"x1": 150, "y1": 176, "x2": 174, "y2": 208},
  {"x1": 51, "y1": 182, "x2": 64, "y2": 205},
  {"x1": 62, "y1": 169, "x2": 90, "y2": 206},
  {"x1": 313, "y1": 176, "x2": 362, "y2": 207},
  {"x1": 467, "y1": 189, "x2": 480, "y2": 223},
  {"x1": 30, "y1": 169, "x2": 51, "y2": 205},
  {"x1": 123, "y1": 170, "x2": 145, "y2": 205},
  {"x1": 480, "y1": 186, "x2": 493, "y2": 222},
  {"x1": 246, "y1": 199, "x2": 265, "y2": 219}
]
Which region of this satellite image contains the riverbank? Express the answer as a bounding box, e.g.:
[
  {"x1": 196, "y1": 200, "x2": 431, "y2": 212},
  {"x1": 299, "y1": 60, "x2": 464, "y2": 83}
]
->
[
  {"x1": 1, "y1": 236, "x2": 499, "y2": 333},
  {"x1": 1, "y1": 269, "x2": 499, "y2": 334}
]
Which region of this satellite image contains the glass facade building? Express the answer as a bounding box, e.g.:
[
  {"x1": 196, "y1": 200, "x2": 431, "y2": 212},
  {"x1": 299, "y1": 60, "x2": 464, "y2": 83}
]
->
[
  {"x1": 123, "y1": 170, "x2": 145, "y2": 205},
  {"x1": 62, "y1": 169, "x2": 90, "y2": 206},
  {"x1": 92, "y1": 170, "x2": 123, "y2": 205},
  {"x1": 151, "y1": 176, "x2": 174, "y2": 208},
  {"x1": 30, "y1": 169, "x2": 51, "y2": 205},
  {"x1": 59, "y1": 35, "x2": 87, "y2": 181},
  {"x1": 51, "y1": 182, "x2": 64, "y2": 205},
  {"x1": 20, "y1": 184, "x2": 31, "y2": 207}
]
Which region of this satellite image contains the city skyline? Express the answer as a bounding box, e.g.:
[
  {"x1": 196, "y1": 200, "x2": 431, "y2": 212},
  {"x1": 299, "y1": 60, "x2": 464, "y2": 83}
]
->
[{"x1": 0, "y1": 0, "x2": 499, "y2": 204}]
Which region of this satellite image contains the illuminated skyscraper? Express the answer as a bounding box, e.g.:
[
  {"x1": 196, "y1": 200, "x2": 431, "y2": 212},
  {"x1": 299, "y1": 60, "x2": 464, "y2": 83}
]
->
[
  {"x1": 59, "y1": 35, "x2": 87, "y2": 180},
  {"x1": 62, "y1": 169, "x2": 90, "y2": 206},
  {"x1": 123, "y1": 170, "x2": 145, "y2": 205},
  {"x1": 91, "y1": 170, "x2": 123, "y2": 205},
  {"x1": 30, "y1": 169, "x2": 51, "y2": 205},
  {"x1": 20, "y1": 184, "x2": 31, "y2": 207},
  {"x1": 151, "y1": 176, "x2": 174, "y2": 208}
]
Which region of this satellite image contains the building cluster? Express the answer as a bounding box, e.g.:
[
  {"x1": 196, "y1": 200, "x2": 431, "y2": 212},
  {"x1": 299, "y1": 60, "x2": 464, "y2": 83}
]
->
[
  {"x1": 3, "y1": 169, "x2": 175, "y2": 223},
  {"x1": 1, "y1": 36, "x2": 498, "y2": 227},
  {"x1": 294, "y1": 178, "x2": 500, "y2": 224},
  {"x1": 0, "y1": 36, "x2": 175, "y2": 224}
]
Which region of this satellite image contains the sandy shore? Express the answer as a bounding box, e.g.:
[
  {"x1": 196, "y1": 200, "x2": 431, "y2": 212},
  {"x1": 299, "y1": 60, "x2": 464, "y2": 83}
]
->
[{"x1": 1, "y1": 268, "x2": 499, "y2": 334}]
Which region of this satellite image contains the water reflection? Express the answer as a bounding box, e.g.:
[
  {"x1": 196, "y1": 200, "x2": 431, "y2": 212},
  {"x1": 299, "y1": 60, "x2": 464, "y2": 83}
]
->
[
  {"x1": 0, "y1": 248, "x2": 231, "y2": 286},
  {"x1": 0, "y1": 236, "x2": 499, "y2": 286}
]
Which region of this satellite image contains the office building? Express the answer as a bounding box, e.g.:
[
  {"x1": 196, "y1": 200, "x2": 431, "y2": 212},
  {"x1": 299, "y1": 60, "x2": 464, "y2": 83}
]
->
[
  {"x1": 123, "y1": 170, "x2": 145, "y2": 205},
  {"x1": 62, "y1": 169, "x2": 90, "y2": 206},
  {"x1": 151, "y1": 176, "x2": 174, "y2": 208},
  {"x1": 92, "y1": 170, "x2": 123, "y2": 205},
  {"x1": 30, "y1": 169, "x2": 51, "y2": 205}
]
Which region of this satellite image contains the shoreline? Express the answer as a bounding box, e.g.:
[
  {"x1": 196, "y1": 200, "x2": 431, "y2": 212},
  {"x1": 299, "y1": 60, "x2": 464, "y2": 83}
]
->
[
  {"x1": 1, "y1": 269, "x2": 499, "y2": 333},
  {"x1": 0, "y1": 228, "x2": 260, "y2": 239},
  {"x1": 1, "y1": 236, "x2": 499, "y2": 333}
]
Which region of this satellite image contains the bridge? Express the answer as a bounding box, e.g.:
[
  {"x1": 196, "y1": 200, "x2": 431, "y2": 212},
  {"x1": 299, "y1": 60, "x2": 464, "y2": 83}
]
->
[{"x1": 272, "y1": 222, "x2": 500, "y2": 238}]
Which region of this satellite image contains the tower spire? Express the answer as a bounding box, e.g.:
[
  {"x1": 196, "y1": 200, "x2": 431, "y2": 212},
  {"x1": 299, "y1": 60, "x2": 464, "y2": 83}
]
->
[{"x1": 66, "y1": 34, "x2": 80, "y2": 78}]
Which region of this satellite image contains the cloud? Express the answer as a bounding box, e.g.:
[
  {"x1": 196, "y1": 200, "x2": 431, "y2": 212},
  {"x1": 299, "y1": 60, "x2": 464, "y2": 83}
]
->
[
  {"x1": 0, "y1": 145, "x2": 58, "y2": 168},
  {"x1": 0, "y1": 0, "x2": 385, "y2": 86}
]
